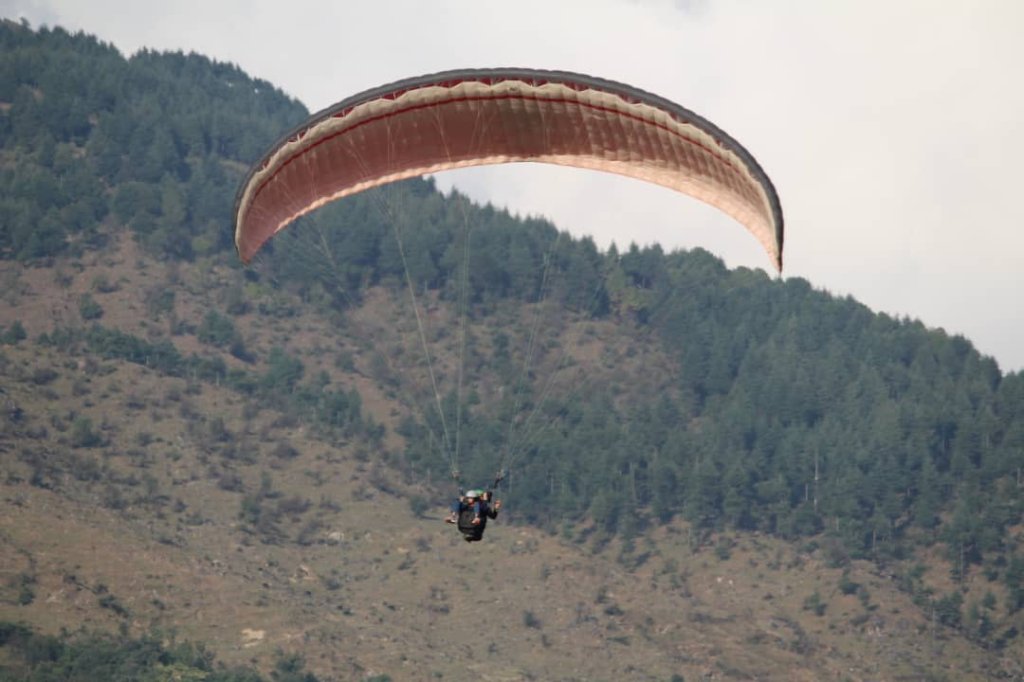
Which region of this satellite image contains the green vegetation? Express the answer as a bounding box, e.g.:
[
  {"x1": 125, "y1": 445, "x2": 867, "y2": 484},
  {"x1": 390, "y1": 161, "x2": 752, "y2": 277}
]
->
[
  {"x1": 1, "y1": 320, "x2": 27, "y2": 344},
  {"x1": 197, "y1": 310, "x2": 251, "y2": 360},
  {"x1": 0, "y1": 19, "x2": 306, "y2": 262},
  {"x1": 523, "y1": 610, "x2": 543, "y2": 629},
  {"x1": 33, "y1": 324, "x2": 371, "y2": 442},
  {"x1": 69, "y1": 416, "x2": 101, "y2": 448},
  {"x1": 0, "y1": 621, "x2": 321, "y2": 681},
  {"x1": 77, "y1": 293, "x2": 103, "y2": 320}
]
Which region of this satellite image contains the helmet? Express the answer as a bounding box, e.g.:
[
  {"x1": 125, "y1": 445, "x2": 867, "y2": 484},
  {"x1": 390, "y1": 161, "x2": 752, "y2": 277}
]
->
[{"x1": 464, "y1": 489, "x2": 483, "y2": 499}]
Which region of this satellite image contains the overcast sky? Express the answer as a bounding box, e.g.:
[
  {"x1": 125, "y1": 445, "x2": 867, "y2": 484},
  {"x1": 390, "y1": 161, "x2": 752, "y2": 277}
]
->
[{"x1": 5, "y1": 0, "x2": 1023, "y2": 373}]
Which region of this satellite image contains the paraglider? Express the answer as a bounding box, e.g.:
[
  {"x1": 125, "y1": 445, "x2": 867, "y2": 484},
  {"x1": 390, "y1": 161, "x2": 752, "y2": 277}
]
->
[
  {"x1": 446, "y1": 489, "x2": 502, "y2": 542},
  {"x1": 234, "y1": 68, "x2": 783, "y2": 271},
  {"x1": 232, "y1": 68, "x2": 784, "y2": 541}
]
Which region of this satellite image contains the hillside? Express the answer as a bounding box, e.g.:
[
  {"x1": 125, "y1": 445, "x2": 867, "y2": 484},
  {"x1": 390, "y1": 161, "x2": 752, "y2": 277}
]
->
[
  {"x1": 1, "y1": 18, "x2": 1024, "y2": 681},
  {"x1": 0, "y1": 235, "x2": 1019, "y2": 681}
]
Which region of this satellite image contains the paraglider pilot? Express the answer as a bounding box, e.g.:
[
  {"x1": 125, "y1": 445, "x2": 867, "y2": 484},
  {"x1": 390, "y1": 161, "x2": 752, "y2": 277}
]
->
[{"x1": 446, "y1": 489, "x2": 501, "y2": 542}]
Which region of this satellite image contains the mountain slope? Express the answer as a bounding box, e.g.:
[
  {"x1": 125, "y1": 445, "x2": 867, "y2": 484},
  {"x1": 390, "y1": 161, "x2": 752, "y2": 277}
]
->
[
  {"x1": 2, "y1": 235, "x2": 1020, "y2": 681},
  {"x1": 1, "y1": 19, "x2": 1023, "y2": 680}
]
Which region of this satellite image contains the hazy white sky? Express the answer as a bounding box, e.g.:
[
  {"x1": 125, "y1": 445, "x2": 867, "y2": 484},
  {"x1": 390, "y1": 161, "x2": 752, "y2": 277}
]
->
[{"x1": 5, "y1": 0, "x2": 1023, "y2": 373}]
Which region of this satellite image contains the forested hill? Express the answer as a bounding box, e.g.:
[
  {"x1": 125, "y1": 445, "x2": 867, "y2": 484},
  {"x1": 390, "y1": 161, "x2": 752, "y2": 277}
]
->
[
  {"x1": 0, "y1": 19, "x2": 307, "y2": 261},
  {"x1": 2, "y1": 17, "x2": 1024, "y2": 659}
]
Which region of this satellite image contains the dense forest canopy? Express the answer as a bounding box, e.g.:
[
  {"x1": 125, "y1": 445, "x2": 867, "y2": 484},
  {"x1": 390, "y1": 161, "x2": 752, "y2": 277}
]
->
[
  {"x1": 2, "y1": 18, "x2": 1023, "y2": 641},
  {"x1": 0, "y1": 19, "x2": 306, "y2": 261}
]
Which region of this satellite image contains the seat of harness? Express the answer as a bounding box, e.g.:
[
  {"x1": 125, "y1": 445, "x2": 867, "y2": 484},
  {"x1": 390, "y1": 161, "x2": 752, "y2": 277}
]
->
[{"x1": 457, "y1": 507, "x2": 487, "y2": 541}]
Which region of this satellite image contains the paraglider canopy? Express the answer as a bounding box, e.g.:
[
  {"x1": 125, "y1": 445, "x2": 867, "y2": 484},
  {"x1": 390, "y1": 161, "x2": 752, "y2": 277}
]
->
[{"x1": 233, "y1": 68, "x2": 783, "y2": 271}]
